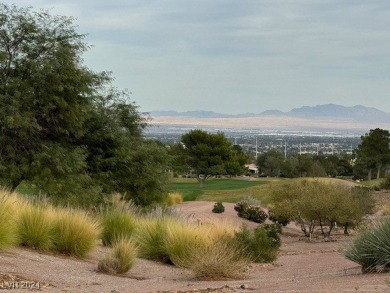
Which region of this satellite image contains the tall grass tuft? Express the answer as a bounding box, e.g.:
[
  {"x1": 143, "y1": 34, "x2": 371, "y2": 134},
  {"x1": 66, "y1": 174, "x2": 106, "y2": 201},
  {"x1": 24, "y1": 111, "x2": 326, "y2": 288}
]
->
[
  {"x1": 52, "y1": 208, "x2": 101, "y2": 258},
  {"x1": 0, "y1": 192, "x2": 18, "y2": 249},
  {"x1": 16, "y1": 204, "x2": 56, "y2": 251},
  {"x1": 98, "y1": 237, "x2": 138, "y2": 274},
  {"x1": 134, "y1": 216, "x2": 176, "y2": 263},
  {"x1": 164, "y1": 221, "x2": 211, "y2": 268},
  {"x1": 101, "y1": 209, "x2": 136, "y2": 246},
  {"x1": 165, "y1": 192, "x2": 183, "y2": 206},
  {"x1": 189, "y1": 238, "x2": 249, "y2": 280},
  {"x1": 344, "y1": 219, "x2": 390, "y2": 272}
]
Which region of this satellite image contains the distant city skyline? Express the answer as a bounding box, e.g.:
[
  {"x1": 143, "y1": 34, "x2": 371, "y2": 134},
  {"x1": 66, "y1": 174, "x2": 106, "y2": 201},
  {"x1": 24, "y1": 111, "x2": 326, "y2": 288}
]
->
[{"x1": 14, "y1": 0, "x2": 390, "y2": 114}]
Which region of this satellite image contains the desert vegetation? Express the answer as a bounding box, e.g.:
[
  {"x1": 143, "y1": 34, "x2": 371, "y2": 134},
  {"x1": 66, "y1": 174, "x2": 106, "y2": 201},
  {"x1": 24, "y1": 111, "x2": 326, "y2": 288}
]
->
[
  {"x1": 0, "y1": 191, "x2": 101, "y2": 257},
  {"x1": 269, "y1": 180, "x2": 374, "y2": 239},
  {"x1": 1, "y1": 4, "x2": 390, "y2": 291},
  {"x1": 344, "y1": 218, "x2": 390, "y2": 273}
]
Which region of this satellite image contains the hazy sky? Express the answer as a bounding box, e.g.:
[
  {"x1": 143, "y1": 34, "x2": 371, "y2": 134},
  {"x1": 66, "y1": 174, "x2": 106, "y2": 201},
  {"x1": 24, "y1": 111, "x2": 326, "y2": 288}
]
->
[{"x1": 12, "y1": 0, "x2": 390, "y2": 114}]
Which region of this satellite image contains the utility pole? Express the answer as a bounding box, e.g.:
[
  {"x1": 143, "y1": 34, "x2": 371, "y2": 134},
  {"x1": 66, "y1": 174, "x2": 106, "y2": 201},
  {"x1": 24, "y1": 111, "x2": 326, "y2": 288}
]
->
[{"x1": 284, "y1": 141, "x2": 287, "y2": 160}]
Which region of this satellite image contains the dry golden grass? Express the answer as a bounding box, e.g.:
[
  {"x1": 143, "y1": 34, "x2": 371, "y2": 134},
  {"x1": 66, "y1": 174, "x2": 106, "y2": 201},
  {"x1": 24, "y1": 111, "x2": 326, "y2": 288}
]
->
[
  {"x1": 98, "y1": 237, "x2": 138, "y2": 274},
  {"x1": 165, "y1": 192, "x2": 183, "y2": 206},
  {"x1": 0, "y1": 191, "x2": 19, "y2": 249},
  {"x1": 189, "y1": 238, "x2": 249, "y2": 280}
]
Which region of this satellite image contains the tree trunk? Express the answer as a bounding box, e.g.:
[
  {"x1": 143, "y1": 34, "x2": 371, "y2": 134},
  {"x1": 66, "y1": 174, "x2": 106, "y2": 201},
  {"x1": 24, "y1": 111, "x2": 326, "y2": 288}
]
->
[
  {"x1": 377, "y1": 164, "x2": 382, "y2": 179},
  {"x1": 196, "y1": 174, "x2": 206, "y2": 188},
  {"x1": 368, "y1": 169, "x2": 372, "y2": 180},
  {"x1": 344, "y1": 223, "x2": 349, "y2": 235}
]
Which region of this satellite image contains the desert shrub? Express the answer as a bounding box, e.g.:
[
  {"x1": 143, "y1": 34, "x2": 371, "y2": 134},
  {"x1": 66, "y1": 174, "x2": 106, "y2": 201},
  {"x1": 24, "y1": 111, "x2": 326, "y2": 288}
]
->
[
  {"x1": 234, "y1": 196, "x2": 266, "y2": 223},
  {"x1": 52, "y1": 208, "x2": 101, "y2": 258},
  {"x1": 234, "y1": 196, "x2": 261, "y2": 213},
  {"x1": 188, "y1": 238, "x2": 249, "y2": 280},
  {"x1": 16, "y1": 204, "x2": 56, "y2": 251},
  {"x1": 381, "y1": 175, "x2": 390, "y2": 190},
  {"x1": 234, "y1": 224, "x2": 281, "y2": 263},
  {"x1": 0, "y1": 192, "x2": 18, "y2": 249},
  {"x1": 268, "y1": 209, "x2": 291, "y2": 226},
  {"x1": 344, "y1": 219, "x2": 390, "y2": 272},
  {"x1": 270, "y1": 180, "x2": 374, "y2": 239},
  {"x1": 101, "y1": 209, "x2": 136, "y2": 246},
  {"x1": 212, "y1": 201, "x2": 225, "y2": 213},
  {"x1": 134, "y1": 217, "x2": 172, "y2": 262},
  {"x1": 165, "y1": 193, "x2": 183, "y2": 206},
  {"x1": 242, "y1": 206, "x2": 267, "y2": 223},
  {"x1": 98, "y1": 237, "x2": 138, "y2": 274}
]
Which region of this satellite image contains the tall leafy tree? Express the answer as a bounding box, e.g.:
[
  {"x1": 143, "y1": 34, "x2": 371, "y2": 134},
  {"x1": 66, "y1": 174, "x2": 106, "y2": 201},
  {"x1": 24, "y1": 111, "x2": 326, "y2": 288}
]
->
[
  {"x1": 181, "y1": 130, "x2": 248, "y2": 187},
  {"x1": 0, "y1": 4, "x2": 168, "y2": 206},
  {"x1": 257, "y1": 150, "x2": 284, "y2": 177},
  {"x1": 355, "y1": 128, "x2": 390, "y2": 180}
]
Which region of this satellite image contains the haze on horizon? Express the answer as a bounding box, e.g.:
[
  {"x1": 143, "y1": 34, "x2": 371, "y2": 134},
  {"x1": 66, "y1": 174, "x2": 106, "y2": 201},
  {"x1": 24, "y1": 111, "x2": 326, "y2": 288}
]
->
[{"x1": 15, "y1": 0, "x2": 390, "y2": 114}]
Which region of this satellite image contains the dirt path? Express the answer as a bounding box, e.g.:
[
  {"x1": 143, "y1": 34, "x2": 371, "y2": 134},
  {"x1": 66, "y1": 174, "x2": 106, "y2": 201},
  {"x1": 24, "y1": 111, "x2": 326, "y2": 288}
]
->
[{"x1": 1, "y1": 201, "x2": 389, "y2": 293}]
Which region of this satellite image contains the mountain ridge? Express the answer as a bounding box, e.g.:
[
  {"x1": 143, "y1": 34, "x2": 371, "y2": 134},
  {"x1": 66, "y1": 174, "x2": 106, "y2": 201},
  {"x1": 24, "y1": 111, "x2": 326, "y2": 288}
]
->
[{"x1": 150, "y1": 104, "x2": 390, "y2": 123}]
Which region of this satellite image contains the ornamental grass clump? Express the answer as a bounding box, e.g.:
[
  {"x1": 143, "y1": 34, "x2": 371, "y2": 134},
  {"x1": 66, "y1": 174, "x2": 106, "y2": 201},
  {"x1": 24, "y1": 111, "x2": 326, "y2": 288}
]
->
[
  {"x1": 16, "y1": 204, "x2": 56, "y2": 251},
  {"x1": 98, "y1": 237, "x2": 138, "y2": 274},
  {"x1": 0, "y1": 192, "x2": 18, "y2": 249},
  {"x1": 52, "y1": 208, "x2": 101, "y2": 258},
  {"x1": 344, "y1": 219, "x2": 390, "y2": 273},
  {"x1": 164, "y1": 221, "x2": 212, "y2": 268},
  {"x1": 101, "y1": 209, "x2": 136, "y2": 246},
  {"x1": 164, "y1": 218, "x2": 237, "y2": 268},
  {"x1": 165, "y1": 192, "x2": 183, "y2": 206},
  {"x1": 189, "y1": 238, "x2": 249, "y2": 280},
  {"x1": 133, "y1": 216, "x2": 173, "y2": 262}
]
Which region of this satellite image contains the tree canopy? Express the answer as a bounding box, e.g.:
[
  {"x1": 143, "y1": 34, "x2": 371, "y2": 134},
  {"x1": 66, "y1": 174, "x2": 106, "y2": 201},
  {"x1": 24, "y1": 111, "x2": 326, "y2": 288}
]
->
[
  {"x1": 354, "y1": 128, "x2": 390, "y2": 180},
  {"x1": 0, "y1": 4, "x2": 168, "y2": 206},
  {"x1": 180, "y1": 129, "x2": 248, "y2": 186}
]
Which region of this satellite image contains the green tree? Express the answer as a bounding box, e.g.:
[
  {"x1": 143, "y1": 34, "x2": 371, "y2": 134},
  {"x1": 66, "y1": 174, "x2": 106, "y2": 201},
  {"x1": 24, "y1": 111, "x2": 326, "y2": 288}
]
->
[
  {"x1": 269, "y1": 180, "x2": 373, "y2": 240},
  {"x1": 167, "y1": 143, "x2": 191, "y2": 176},
  {"x1": 355, "y1": 128, "x2": 390, "y2": 180},
  {"x1": 0, "y1": 4, "x2": 168, "y2": 206},
  {"x1": 257, "y1": 150, "x2": 284, "y2": 177},
  {"x1": 181, "y1": 130, "x2": 247, "y2": 187}
]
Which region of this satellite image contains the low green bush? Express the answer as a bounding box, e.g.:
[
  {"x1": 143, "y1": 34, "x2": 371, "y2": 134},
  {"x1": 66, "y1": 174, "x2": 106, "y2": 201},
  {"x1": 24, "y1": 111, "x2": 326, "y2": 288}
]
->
[
  {"x1": 212, "y1": 201, "x2": 225, "y2": 213},
  {"x1": 234, "y1": 197, "x2": 267, "y2": 223},
  {"x1": 381, "y1": 175, "x2": 390, "y2": 190},
  {"x1": 234, "y1": 224, "x2": 281, "y2": 263},
  {"x1": 268, "y1": 209, "x2": 291, "y2": 226},
  {"x1": 344, "y1": 219, "x2": 390, "y2": 272}
]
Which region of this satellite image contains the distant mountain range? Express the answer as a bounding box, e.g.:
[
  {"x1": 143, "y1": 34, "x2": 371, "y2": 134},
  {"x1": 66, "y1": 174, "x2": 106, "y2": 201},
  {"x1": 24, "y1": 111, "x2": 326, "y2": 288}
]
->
[{"x1": 150, "y1": 104, "x2": 390, "y2": 123}]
